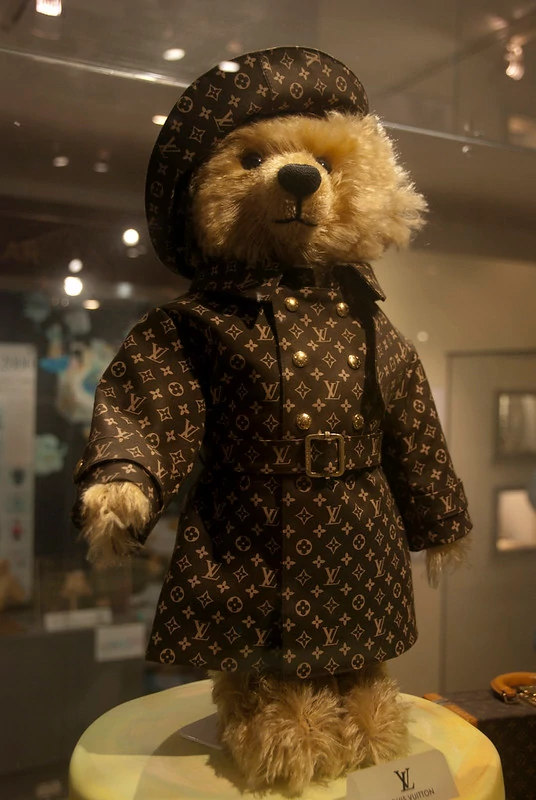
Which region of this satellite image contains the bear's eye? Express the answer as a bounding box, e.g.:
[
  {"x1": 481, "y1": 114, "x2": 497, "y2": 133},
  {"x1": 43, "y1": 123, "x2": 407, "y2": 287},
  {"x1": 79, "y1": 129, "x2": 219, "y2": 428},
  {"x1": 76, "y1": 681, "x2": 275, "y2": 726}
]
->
[
  {"x1": 316, "y1": 157, "x2": 332, "y2": 174},
  {"x1": 241, "y1": 152, "x2": 264, "y2": 170}
]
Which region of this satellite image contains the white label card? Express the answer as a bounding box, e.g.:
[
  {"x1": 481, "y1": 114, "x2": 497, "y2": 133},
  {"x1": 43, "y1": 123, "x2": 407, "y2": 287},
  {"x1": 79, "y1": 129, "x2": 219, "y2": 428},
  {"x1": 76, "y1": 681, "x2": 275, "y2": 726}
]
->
[
  {"x1": 346, "y1": 748, "x2": 459, "y2": 800},
  {"x1": 44, "y1": 607, "x2": 112, "y2": 632},
  {"x1": 94, "y1": 622, "x2": 146, "y2": 662}
]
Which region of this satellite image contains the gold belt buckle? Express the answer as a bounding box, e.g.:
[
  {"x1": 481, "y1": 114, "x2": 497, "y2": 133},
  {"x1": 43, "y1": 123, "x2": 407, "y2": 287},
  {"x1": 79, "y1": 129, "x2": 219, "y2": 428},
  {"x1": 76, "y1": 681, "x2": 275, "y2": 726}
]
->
[{"x1": 304, "y1": 432, "x2": 345, "y2": 478}]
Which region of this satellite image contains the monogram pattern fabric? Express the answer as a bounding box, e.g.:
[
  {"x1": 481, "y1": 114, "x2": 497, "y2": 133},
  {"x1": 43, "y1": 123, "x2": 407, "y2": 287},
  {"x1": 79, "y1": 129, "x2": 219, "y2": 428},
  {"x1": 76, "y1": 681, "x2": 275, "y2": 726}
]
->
[
  {"x1": 145, "y1": 46, "x2": 368, "y2": 275},
  {"x1": 74, "y1": 263, "x2": 472, "y2": 678}
]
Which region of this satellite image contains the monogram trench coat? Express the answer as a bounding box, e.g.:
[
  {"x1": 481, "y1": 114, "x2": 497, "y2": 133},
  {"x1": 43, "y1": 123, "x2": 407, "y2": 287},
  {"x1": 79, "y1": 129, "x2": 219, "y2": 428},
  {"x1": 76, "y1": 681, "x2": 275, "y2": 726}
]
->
[{"x1": 74, "y1": 260, "x2": 472, "y2": 679}]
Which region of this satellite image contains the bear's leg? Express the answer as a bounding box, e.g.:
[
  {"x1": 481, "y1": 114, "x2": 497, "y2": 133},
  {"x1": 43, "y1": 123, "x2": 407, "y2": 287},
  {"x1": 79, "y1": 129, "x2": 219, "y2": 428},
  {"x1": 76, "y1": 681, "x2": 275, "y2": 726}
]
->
[
  {"x1": 211, "y1": 670, "x2": 348, "y2": 794},
  {"x1": 337, "y1": 663, "x2": 409, "y2": 768}
]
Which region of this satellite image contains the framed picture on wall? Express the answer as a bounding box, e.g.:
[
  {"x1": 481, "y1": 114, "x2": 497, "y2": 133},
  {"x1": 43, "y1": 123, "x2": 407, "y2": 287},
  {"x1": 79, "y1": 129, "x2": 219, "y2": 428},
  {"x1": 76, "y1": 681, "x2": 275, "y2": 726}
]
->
[
  {"x1": 494, "y1": 486, "x2": 536, "y2": 552},
  {"x1": 496, "y1": 391, "x2": 536, "y2": 457}
]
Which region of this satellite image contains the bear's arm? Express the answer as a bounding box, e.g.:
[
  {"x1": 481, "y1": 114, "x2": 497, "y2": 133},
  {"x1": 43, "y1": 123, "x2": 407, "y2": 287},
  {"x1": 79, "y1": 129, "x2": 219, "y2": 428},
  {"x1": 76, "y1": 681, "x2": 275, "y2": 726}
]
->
[
  {"x1": 72, "y1": 305, "x2": 206, "y2": 545},
  {"x1": 380, "y1": 346, "x2": 472, "y2": 552}
]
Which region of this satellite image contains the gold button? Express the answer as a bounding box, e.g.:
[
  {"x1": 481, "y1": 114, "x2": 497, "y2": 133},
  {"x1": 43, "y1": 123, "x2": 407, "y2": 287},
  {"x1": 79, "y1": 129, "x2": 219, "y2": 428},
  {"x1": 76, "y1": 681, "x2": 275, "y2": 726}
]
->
[
  {"x1": 284, "y1": 297, "x2": 299, "y2": 312},
  {"x1": 296, "y1": 412, "x2": 312, "y2": 430},
  {"x1": 348, "y1": 354, "x2": 361, "y2": 369},
  {"x1": 336, "y1": 302, "x2": 349, "y2": 317},
  {"x1": 352, "y1": 413, "x2": 364, "y2": 430},
  {"x1": 293, "y1": 351, "x2": 308, "y2": 367}
]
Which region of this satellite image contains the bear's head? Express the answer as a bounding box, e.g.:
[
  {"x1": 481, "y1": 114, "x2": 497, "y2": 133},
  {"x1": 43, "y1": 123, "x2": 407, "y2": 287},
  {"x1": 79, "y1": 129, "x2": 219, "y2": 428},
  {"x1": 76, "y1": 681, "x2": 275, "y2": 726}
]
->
[
  {"x1": 191, "y1": 111, "x2": 426, "y2": 268},
  {"x1": 145, "y1": 47, "x2": 426, "y2": 275}
]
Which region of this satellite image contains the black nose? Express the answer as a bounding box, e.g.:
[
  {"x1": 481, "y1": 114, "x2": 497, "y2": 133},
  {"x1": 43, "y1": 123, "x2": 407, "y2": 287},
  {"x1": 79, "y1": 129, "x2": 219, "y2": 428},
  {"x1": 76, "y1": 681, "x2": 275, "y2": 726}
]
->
[{"x1": 277, "y1": 164, "x2": 322, "y2": 198}]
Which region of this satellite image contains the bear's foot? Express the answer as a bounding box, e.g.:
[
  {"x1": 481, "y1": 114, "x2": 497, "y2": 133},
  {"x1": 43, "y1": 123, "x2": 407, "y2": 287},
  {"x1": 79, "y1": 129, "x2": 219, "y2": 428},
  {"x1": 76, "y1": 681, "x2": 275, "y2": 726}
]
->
[
  {"x1": 212, "y1": 671, "x2": 347, "y2": 795},
  {"x1": 339, "y1": 665, "x2": 409, "y2": 768}
]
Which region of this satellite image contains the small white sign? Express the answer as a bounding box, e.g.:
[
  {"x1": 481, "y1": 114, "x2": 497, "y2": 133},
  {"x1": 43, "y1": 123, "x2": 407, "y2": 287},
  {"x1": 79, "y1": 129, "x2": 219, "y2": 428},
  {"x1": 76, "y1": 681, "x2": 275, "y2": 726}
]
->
[
  {"x1": 94, "y1": 622, "x2": 146, "y2": 662},
  {"x1": 44, "y1": 606, "x2": 112, "y2": 632},
  {"x1": 347, "y1": 748, "x2": 459, "y2": 800}
]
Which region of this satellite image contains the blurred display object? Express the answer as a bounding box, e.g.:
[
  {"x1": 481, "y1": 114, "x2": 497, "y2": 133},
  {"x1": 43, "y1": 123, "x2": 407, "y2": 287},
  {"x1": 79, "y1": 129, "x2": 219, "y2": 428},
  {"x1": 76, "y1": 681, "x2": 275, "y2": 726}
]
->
[
  {"x1": 0, "y1": 558, "x2": 26, "y2": 610},
  {"x1": 35, "y1": 433, "x2": 68, "y2": 476},
  {"x1": 496, "y1": 488, "x2": 536, "y2": 551},
  {"x1": 36, "y1": 0, "x2": 62, "y2": 17},
  {"x1": 497, "y1": 392, "x2": 536, "y2": 456}
]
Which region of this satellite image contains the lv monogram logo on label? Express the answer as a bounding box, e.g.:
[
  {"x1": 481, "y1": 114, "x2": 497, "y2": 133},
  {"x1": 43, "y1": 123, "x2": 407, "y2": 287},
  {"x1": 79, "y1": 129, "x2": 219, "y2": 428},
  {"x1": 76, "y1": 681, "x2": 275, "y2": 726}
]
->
[{"x1": 394, "y1": 767, "x2": 415, "y2": 792}]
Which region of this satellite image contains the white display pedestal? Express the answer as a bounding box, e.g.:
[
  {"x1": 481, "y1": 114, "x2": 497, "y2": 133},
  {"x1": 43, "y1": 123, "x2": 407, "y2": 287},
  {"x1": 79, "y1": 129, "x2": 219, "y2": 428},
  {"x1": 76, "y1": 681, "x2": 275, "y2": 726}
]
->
[{"x1": 69, "y1": 679, "x2": 504, "y2": 800}]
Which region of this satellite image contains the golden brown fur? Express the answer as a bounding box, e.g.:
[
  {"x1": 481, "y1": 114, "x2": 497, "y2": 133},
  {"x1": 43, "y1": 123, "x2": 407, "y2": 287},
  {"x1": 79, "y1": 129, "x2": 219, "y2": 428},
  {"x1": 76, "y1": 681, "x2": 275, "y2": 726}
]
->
[
  {"x1": 80, "y1": 483, "x2": 149, "y2": 566},
  {"x1": 191, "y1": 112, "x2": 426, "y2": 267},
  {"x1": 426, "y1": 534, "x2": 472, "y2": 589},
  {"x1": 211, "y1": 664, "x2": 408, "y2": 795}
]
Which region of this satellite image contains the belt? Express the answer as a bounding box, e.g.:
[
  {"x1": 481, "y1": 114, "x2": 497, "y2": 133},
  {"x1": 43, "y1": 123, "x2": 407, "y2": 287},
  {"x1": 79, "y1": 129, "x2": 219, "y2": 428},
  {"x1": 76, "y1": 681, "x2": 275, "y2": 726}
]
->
[{"x1": 211, "y1": 431, "x2": 383, "y2": 477}]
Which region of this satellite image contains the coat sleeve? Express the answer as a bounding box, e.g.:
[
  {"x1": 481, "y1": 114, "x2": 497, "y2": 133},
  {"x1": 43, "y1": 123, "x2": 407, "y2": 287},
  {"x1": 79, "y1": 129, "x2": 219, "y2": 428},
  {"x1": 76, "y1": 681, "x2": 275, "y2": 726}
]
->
[
  {"x1": 72, "y1": 305, "x2": 206, "y2": 543},
  {"x1": 381, "y1": 345, "x2": 472, "y2": 551}
]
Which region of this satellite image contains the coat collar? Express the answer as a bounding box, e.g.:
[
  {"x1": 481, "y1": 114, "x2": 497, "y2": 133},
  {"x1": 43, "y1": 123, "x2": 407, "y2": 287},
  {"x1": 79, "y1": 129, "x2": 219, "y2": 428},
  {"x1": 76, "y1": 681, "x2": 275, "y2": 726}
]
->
[{"x1": 189, "y1": 261, "x2": 386, "y2": 303}]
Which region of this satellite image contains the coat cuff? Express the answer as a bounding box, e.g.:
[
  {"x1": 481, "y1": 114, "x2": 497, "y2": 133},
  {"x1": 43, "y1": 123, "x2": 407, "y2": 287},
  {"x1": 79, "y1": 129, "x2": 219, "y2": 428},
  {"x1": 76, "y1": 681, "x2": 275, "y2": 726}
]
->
[
  {"x1": 73, "y1": 434, "x2": 186, "y2": 510},
  {"x1": 407, "y1": 508, "x2": 472, "y2": 552},
  {"x1": 404, "y1": 481, "x2": 473, "y2": 551},
  {"x1": 72, "y1": 460, "x2": 160, "y2": 545}
]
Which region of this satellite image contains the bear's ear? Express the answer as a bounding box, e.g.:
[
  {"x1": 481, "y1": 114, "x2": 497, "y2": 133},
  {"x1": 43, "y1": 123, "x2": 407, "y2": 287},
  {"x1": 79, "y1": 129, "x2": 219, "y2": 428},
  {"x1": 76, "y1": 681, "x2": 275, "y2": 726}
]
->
[{"x1": 340, "y1": 114, "x2": 427, "y2": 257}]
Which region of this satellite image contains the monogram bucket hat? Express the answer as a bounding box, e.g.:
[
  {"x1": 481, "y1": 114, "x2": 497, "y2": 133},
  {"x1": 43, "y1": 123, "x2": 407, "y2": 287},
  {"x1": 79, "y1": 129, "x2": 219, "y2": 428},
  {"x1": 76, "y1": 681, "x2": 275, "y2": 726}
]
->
[{"x1": 145, "y1": 46, "x2": 369, "y2": 276}]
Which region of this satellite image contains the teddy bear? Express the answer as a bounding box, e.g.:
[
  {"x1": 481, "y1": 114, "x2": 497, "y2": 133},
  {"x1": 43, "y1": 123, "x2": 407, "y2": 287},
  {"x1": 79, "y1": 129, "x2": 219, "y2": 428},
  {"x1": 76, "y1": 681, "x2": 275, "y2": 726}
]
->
[{"x1": 73, "y1": 47, "x2": 472, "y2": 794}]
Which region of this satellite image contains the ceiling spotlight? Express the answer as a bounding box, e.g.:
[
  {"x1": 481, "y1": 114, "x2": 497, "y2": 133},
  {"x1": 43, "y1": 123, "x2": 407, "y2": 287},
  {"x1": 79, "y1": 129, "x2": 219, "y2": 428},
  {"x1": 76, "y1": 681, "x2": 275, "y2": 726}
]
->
[
  {"x1": 218, "y1": 60, "x2": 240, "y2": 73},
  {"x1": 163, "y1": 48, "x2": 185, "y2": 62},
  {"x1": 505, "y1": 39, "x2": 525, "y2": 80},
  {"x1": 117, "y1": 282, "x2": 133, "y2": 299},
  {"x1": 36, "y1": 0, "x2": 62, "y2": 16},
  {"x1": 122, "y1": 228, "x2": 140, "y2": 246},
  {"x1": 53, "y1": 156, "x2": 69, "y2": 168},
  {"x1": 152, "y1": 115, "x2": 167, "y2": 126},
  {"x1": 64, "y1": 276, "x2": 83, "y2": 297},
  {"x1": 83, "y1": 299, "x2": 100, "y2": 310},
  {"x1": 417, "y1": 331, "x2": 429, "y2": 343},
  {"x1": 68, "y1": 259, "x2": 83, "y2": 273}
]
